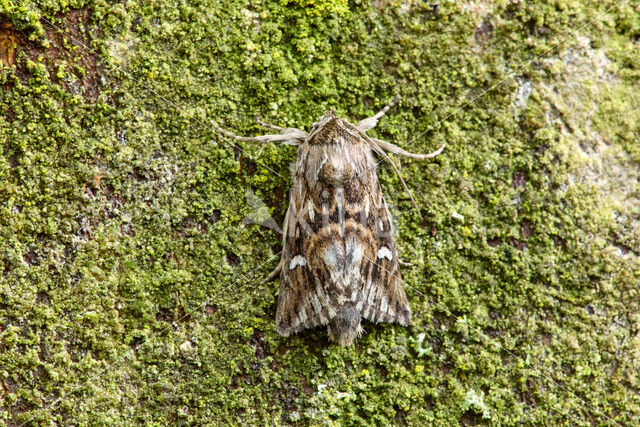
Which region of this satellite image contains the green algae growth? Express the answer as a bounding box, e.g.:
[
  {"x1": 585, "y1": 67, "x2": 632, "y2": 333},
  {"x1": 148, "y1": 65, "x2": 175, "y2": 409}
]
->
[{"x1": 1, "y1": 0, "x2": 639, "y2": 424}]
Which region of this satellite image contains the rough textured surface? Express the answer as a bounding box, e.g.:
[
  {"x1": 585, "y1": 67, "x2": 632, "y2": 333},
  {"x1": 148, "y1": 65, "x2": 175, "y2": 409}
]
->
[{"x1": 1, "y1": 0, "x2": 639, "y2": 424}]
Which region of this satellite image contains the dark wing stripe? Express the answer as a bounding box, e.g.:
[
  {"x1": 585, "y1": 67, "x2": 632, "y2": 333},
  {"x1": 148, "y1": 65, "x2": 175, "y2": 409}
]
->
[
  {"x1": 276, "y1": 176, "x2": 333, "y2": 336},
  {"x1": 361, "y1": 194, "x2": 412, "y2": 326}
]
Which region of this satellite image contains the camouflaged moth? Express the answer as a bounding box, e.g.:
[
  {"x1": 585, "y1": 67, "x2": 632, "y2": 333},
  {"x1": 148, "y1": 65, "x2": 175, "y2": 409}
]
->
[{"x1": 212, "y1": 96, "x2": 444, "y2": 346}]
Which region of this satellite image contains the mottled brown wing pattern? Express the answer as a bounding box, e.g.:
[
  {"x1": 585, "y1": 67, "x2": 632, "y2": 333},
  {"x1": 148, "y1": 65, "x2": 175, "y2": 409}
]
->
[
  {"x1": 276, "y1": 141, "x2": 411, "y2": 339},
  {"x1": 276, "y1": 174, "x2": 334, "y2": 336},
  {"x1": 358, "y1": 180, "x2": 411, "y2": 326},
  {"x1": 213, "y1": 96, "x2": 444, "y2": 345}
]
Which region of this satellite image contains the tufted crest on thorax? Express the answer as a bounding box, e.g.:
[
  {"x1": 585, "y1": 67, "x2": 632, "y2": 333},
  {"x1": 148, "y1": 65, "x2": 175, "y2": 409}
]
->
[{"x1": 307, "y1": 111, "x2": 355, "y2": 146}]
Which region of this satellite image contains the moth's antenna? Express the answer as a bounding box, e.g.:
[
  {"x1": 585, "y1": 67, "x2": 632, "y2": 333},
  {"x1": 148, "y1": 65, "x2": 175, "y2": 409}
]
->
[
  {"x1": 356, "y1": 95, "x2": 446, "y2": 158},
  {"x1": 256, "y1": 116, "x2": 300, "y2": 133},
  {"x1": 211, "y1": 120, "x2": 307, "y2": 146},
  {"x1": 371, "y1": 136, "x2": 445, "y2": 159},
  {"x1": 372, "y1": 144, "x2": 424, "y2": 220}
]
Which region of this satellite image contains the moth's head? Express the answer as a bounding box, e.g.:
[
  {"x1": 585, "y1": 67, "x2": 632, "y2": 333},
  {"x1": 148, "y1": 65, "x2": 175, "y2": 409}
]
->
[{"x1": 307, "y1": 110, "x2": 351, "y2": 145}]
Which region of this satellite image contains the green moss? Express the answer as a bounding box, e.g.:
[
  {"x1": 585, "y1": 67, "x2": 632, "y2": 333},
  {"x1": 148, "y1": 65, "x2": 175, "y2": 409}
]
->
[
  {"x1": 1, "y1": 0, "x2": 639, "y2": 424},
  {"x1": 0, "y1": 0, "x2": 45, "y2": 41}
]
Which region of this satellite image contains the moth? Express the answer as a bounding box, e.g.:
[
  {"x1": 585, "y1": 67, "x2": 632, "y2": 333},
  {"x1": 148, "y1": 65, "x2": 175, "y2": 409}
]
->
[{"x1": 212, "y1": 96, "x2": 444, "y2": 345}]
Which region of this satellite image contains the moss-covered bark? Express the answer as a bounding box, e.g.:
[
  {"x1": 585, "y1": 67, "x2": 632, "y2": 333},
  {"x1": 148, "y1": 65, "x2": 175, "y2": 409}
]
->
[{"x1": 1, "y1": 0, "x2": 639, "y2": 424}]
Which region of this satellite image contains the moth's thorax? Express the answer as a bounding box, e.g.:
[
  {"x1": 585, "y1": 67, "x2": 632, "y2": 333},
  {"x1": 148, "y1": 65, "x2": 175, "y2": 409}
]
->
[
  {"x1": 307, "y1": 111, "x2": 353, "y2": 146},
  {"x1": 300, "y1": 112, "x2": 372, "y2": 187}
]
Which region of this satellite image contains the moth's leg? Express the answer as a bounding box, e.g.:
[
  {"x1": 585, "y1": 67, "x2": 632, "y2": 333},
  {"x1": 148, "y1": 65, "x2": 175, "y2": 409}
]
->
[
  {"x1": 211, "y1": 121, "x2": 288, "y2": 143},
  {"x1": 254, "y1": 118, "x2": 307, "y2": 156},
  {"x1": 371, "y1": 136, "x2": 445, "y2": 160},
  {"x1": 261, "y1": 258, "x2": 283, "y2": 285},
  {"x1": 211, "y1": 121, "x2": 306, "y2": 146},
  {"x1": 356, "y1": 94, "x2": 401, "y2": 132},
  {"x1": 256, "y1": 117, "x2": 288, "y2": 132}
]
